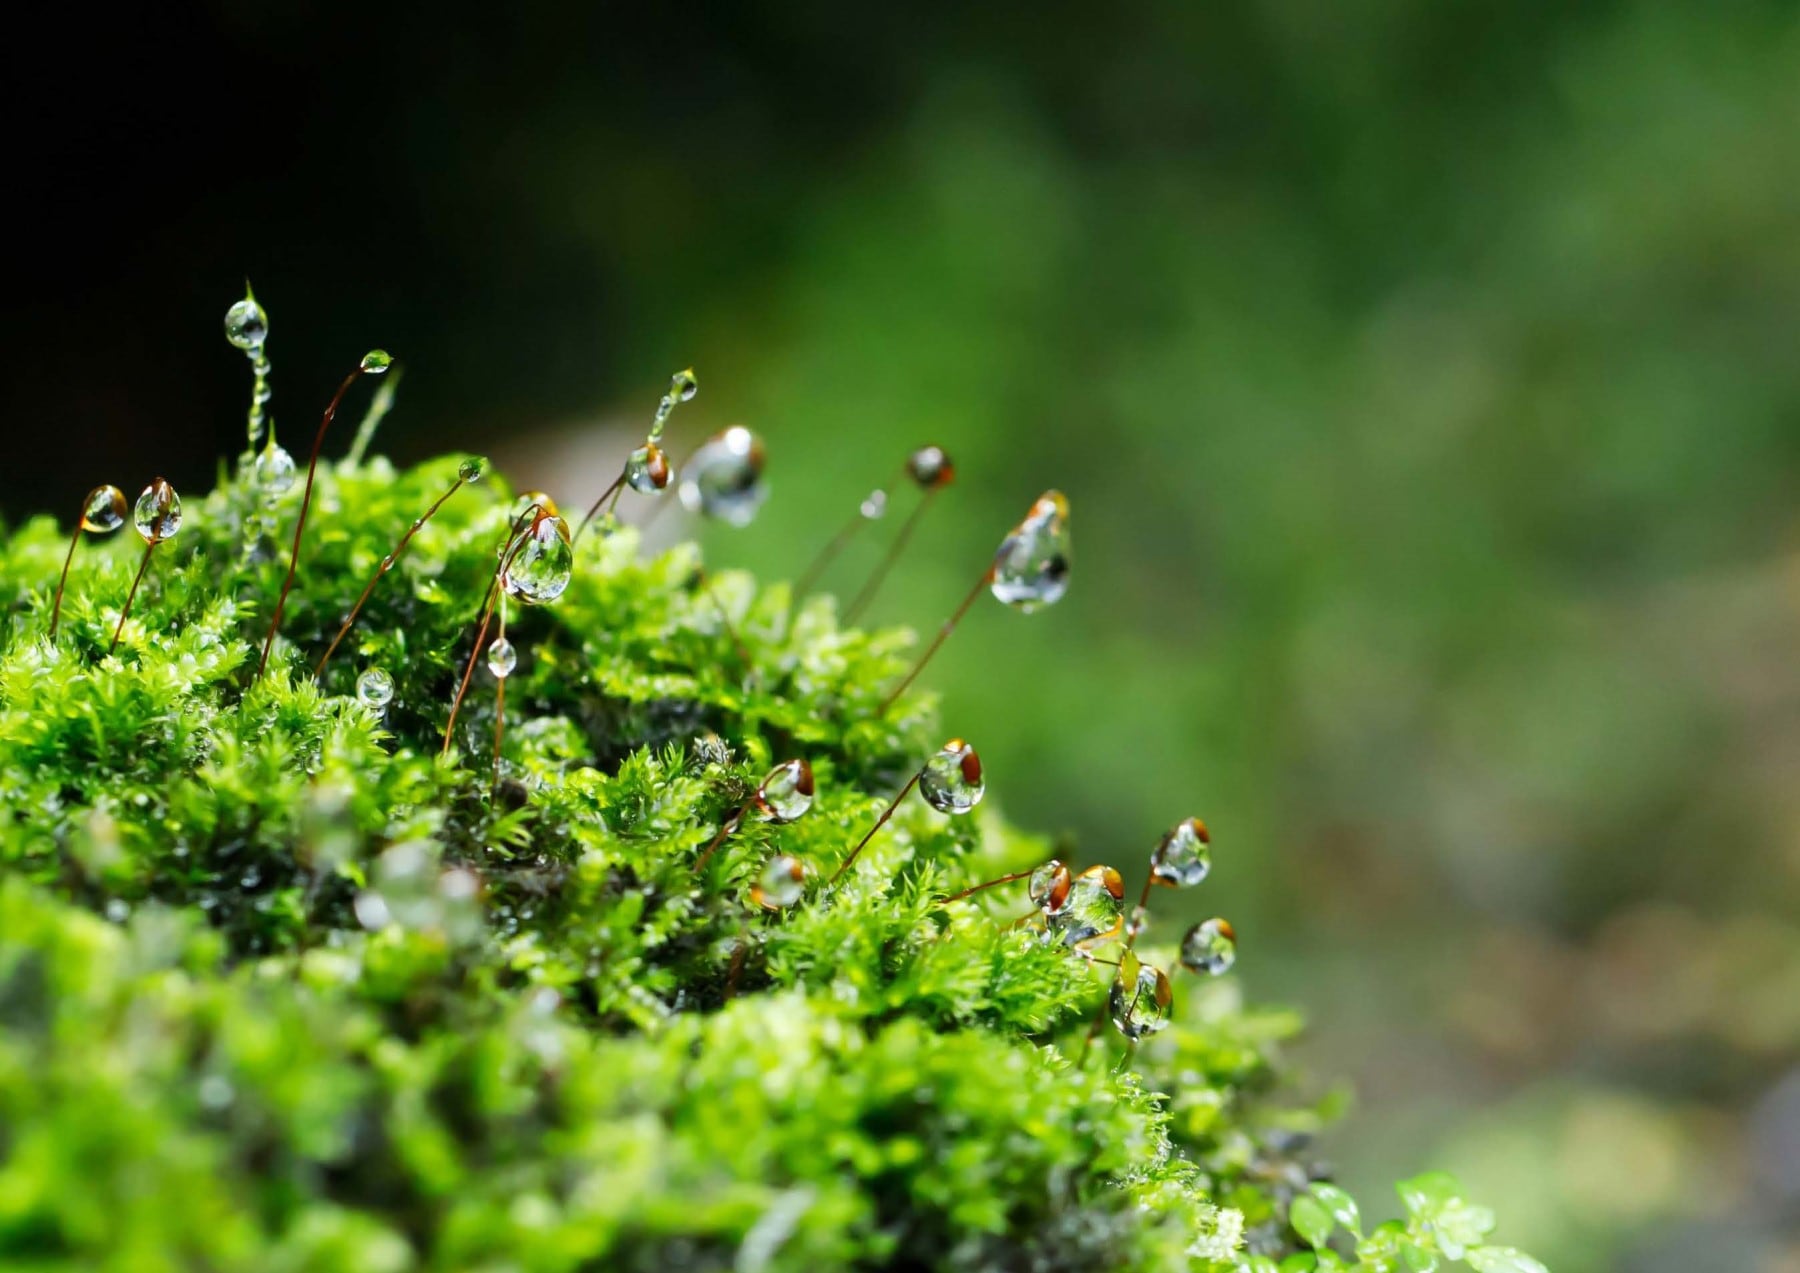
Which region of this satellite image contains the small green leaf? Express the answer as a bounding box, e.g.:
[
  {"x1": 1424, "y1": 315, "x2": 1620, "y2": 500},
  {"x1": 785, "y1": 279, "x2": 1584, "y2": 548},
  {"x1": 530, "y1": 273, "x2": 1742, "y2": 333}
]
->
[
  {"x1": 1310, "y1": 1183, "x2": 1360, "y2": 1233},
  {"x1": 1396, "y1": 1170, "x2": 1463, "y2": 1219},
  {"x1": 1289, "y1": 1194, "x2": 1336, "y2": 1250},
  {"x1": 1467, "y1": 1246, "x2": 1549, "y2": 1273}
]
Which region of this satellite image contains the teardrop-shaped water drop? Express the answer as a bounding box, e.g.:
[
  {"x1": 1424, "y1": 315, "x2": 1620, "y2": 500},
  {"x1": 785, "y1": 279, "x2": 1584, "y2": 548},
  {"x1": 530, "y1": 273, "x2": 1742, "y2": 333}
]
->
[
  {"x1": 919, "y1": 738, "x2": 984, "y2": 814},
  {"x1": 487, "y1": 636, "x2": 516, "y2": 679},
  {"x1": 1150, "y1": 817, "x2": 1211, "y2": 889},
  {"x1": 906, "y1": 445, "x2": 954, "y2": 490},
  {"x1": 1029, "y1": 860, "x2": 1072, "y2": 913},
  {"x1": 754, "y1": 758, "x2": 814, "y2": 823},
  {"x1": 677, "y1": 426, "x2": 767, "y2": 527},
  {"x1": 224, "y1": 292, "x2": 268, "y2": 351},
  {"x1": 624, "y1": 442, "x2": 672, "y2": 493},
  {"x1": 459, "y1": 456, "x2": 487, "y2": 483},
  {"x1": 254, "y1": 442, "x2": 297, "y2": 495},
  {"x1": 357, "y1": 667, "x2": 395, "y2": 710},
  {"x1": 670, "y1": 368, "x2": 699, "y2": 403},
  {"x1": 1044, "y1": 864, "x2": 1124, "y2": 948},
  {"x1": 990, "y1": 490, "x2": 1070, "y2": 612},
  {"x1": 751, "y1": 854, "x2": 806, "y2": 910},
  {"x1": 1109, "y1": 950, "x2": 1174, "y2": 1040},
  {"x1": 133, "y1": 479, "x2": 182, "y2": 543},
  {"x1": 81, "y1": 485, "x2": 128, "y2": 533},
  {"x1": 360, "y1": 350, "x2": 394, "y2": 375},
  {"x1": 502, "y1": 514, "x2": 575, "y2": 605},
  {"x1": 1180, "y1": 918, "x2": 1237, "y2": 975}
]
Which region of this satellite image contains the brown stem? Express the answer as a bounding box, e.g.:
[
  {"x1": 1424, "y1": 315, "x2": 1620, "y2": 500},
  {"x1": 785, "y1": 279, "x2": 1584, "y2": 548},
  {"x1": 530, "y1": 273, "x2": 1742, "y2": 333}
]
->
[
  {"x1": 109, "y1": 542, "x2": 158, "y2": 654},
  {"x1": 258, "y1": 366, "x2": 368, "y2": 679},
  {"x1": 49, "y1": 521, "x2": 83, "y2": 640},
  {"x1": 574, "y1": 471, "x2": 627, "y2": 542},
  {"x1": 692, "y1": 801, "x2": 751, "y2": 873},
  {"x1": 878, "y1": 560, "x2": 995, "y2": 716},
  {"x1": 844, "y1": 487, "x2": 937, "y2": 623},
  {"x1": 937, "y1": 867, "x2": 1034, "y2": 905},
  {"x1": 441, "y1": 505, "x2": 543, "y2": 757},
  {"x1": 314, "y1": 475, "x2": 467, "y2": 679},
  {"x1": 830, "y1": 768, "x2": 922, "y2": 884}
]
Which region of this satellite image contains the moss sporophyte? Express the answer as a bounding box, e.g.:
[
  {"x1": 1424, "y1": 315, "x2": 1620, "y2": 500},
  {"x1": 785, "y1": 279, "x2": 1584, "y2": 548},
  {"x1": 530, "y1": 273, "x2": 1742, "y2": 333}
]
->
[{"x1": 0, "y1": 289, "x2": 1548, "y2": 1271}]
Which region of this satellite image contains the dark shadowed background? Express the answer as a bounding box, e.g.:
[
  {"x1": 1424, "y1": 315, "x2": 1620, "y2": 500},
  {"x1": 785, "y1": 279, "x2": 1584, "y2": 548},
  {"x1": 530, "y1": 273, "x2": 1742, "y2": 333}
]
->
[{"x1": 6, "y1": 4, "x2": 1799, "y2": 1269}]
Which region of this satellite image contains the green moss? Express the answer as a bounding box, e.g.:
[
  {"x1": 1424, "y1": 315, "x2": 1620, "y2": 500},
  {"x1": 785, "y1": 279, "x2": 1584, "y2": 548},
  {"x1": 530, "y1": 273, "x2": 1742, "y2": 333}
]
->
[{"x1": 0, "y1": 455, "x2": 1539, "y2": 1271}]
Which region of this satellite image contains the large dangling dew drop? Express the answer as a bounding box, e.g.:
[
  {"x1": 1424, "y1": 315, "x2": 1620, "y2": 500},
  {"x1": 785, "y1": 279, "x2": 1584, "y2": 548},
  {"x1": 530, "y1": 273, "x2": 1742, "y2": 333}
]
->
[
  {"x1": 624, "y1": 442, "x2": 672, "y2": 494},
  {"x1": 502, "y1": 514, "x2": 575, "y2": 605},
  {"x1": 1044, "y1": 864, "x2": 1125, "y2": 949},
  {"x1": 990, "y1": 490, "x2": 1071, "y2": 612},
  {"x1": 83, "y1": 486, "x2": 128, "y2": 532},
  {"x1": 751, "y1": 854, "x2": 807, "y2": 910},
  {"x1": 486, "y1": 637, "x2": 516, "y2": 679},
  {"x1": 754, "y1": 758, "x2": 815, "y2": 823},
  {"x1": 1150, "y1": 817, "x2": 1211, "y2": 889},
  {"x1": 133, "y1": 479, "x2": 183, "y2": 543},
  {"x1": 678, "y1": 426, "x2": 768, "y2": 527},
  {"x1": 253, "y1": 442, "x2": 297, "y2": 495},
  {"x1": 1109, "y1": 950, "x2": 1175, "y2": 1041},
  {"x1": 1180, "y1": 918, "x2": 1237, "y2": 975},
  {"x1": 357, "y1": 668, "x2": 395, "y2": 710},
  {"x1": 1029, "y1": 859, "x2": 1073, "y2": 914},
  {"x1": 919, "y1": 737, "x2": 985, "y2": 814}
]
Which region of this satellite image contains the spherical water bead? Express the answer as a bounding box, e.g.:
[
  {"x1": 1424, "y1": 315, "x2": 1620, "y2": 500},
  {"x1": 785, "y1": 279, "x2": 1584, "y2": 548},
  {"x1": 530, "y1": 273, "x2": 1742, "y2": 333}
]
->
[
  {"x1": 860, "y1": 489, "x2": 888, "y2": 520},
  {"x1": 133, "y1": 479, "x2": 183, "y2": 543},
  {"x1": 1029, "y1": 860, "x2": 1073, "y2": 914},
  {"x1": 360, "y1": 350, "x2": 394, "y2": 375},
  {"x1": 990, "y1": 489, "x2": 1070, "y2": 612},
  {"x1": 486, "y1": 636, "x2": 517, "y2": 679},
  {"x1": 356, "y1": 668, "x2": 395, "y2": 710},
  {"x1": 81, "y1": 485, "x2": 128, "y2": 533},
  {"x1": 919, "y1": 738, "x2": 985, "y2": 814},
  {"x1": 677, "y1": 426, "x2": 767, "y2": 527},
  {"x1": 224, "y1": 293, "x2": 268, "y2": 351},
  {"x1": 502, "y1": 514, "x2": 575, "y2": 605},
  {"x1": 906, "y1": 444, "x2": 955, "y2": 489},
  {"x1": 751, "y1": 854, "x2": 807, "y2": 910},
  {"x1": 459, "y1": 456, "x2": 487, "y2": 483},
  {"x1": 624, "y1": 442, "x2": 672, "y2": 494},
  {"x1": 1109, "y1": 950, "x2": 1175, "y2": 1041},
  {"x1": 1150, "y1": 817, "x2": 1211, "y2": 889},
  {"x1": 1180, "y1": 918, "x2": 1237, "y2": 976},
  {"x1": 670, "y1": 367, "x2": 699, "y2": 404},
  {"x1": 754, "y1": 758, "x2": 815, "y2": 823},
  {"x1": 253, "y1": 442, "x2": 297, "y2": 495},
  {"x1": 1044, "y1": 864, "x2": 1125, "y2": 948}
]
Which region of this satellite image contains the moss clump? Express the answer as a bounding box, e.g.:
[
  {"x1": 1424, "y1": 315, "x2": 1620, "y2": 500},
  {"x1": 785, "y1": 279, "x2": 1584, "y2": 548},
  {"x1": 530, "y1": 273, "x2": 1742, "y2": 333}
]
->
[{"x1": 0, "y1": 452, "x2": 1540, "y2": 1271}]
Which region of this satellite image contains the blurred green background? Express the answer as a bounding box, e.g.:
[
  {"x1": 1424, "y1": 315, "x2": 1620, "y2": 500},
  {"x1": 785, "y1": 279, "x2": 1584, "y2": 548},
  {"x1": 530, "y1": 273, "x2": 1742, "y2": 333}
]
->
[{"x1": 6, "y1": 3, "x2": 1799, "y2": 1268}]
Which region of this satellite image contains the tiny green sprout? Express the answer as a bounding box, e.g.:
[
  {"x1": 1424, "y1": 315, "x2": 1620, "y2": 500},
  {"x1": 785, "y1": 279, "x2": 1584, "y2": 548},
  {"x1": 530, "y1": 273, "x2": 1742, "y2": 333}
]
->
[
  {"x1": 830, "y1": 737, "x2": 984, "y2": 884},
  {"x1": 110, "y1": 478, "x2": 182, "y2": 654},
  {"x1": 313, "y1": 459, "x2": 486, "y2": 679},
  {"x1": 842, "y1": 444, "x2": 956, "y2": 622},
  {"x1": 879, "y1": 489, "x2": 1070, "y2": 716},
  {"x1": 50, "y1": 485, "x2": 127, "y2": 639},
  {"x1": 692, "y1": 758, "x2": 815, "y2": 873},
  {"x1": 257, "y1": 353, "x2": 395, "y2": 678}
]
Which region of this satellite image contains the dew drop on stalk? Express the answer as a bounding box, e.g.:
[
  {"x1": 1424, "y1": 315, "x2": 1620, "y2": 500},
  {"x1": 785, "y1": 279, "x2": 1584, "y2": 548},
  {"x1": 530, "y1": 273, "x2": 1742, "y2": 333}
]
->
[
  {"x1": 83, "y1": 485, "x2": 128, "y2": 532},
  {"x1": 459, "y1": 456, "x2": 487, "y2": 483},
  {"x1": 990, "y1": 490, "x2": 1071, "y2": 612},
  {"x1": 751, "y1": 854, "x2": 807, "y2": 910},
  {"x1": 253, "y1": 442, "x2": 297, "y2": 495},
  {"x1": 486, "y1": 636, "x2": 516, "y2": 679},
  {"x1": 753, "y1": 758, "x2": 815, "y2": 823},
  {"x1": 1150, "y1": 817, "x2": 1211, "y2": 889},
  {"x1": 919, "y1": 738, "x2": 985, "y2": 814},
  {"x1": 1044, "y1": 864, "x2": 1125, "y2": 948},
  {"x1": 1180, "y1": 918, "x2": 1237, "y2": 975},
  {"x1": 360, "y1": 349, "x2": 394, "y2": 374},
  {"x1": 1109, "y1": 950, "x2": 1174, "y2": 1041},
  {"x1": 133, "y1": 479, "x2": 183, "y2": 543},
  {"x1": 1029, "y1": 859, "x2": 1073, "y2": 914},
  {"x1": 516, "y1": 491, "x2": 560, "y2": 520},
  {"x1": 502, "y1": 513, "x2": 575, "y2": 605},
  {"x1": 226, "y1": 286, "x2": 274, "y2": 452},
  {"x1": 625, "y1": 442, "x2": 672, "y2": 494},
  {"x1": 357, "y1": 667, "x2": 395, "y2": 710},
  {"x1": 678, "y1": 426, "x2": 767, "y2": 527},
  {"x1": 650, "y1": 367, "x2": 699, "y2": 442},
  {"x1": 906, "y1": 445, "x2": 955, "y2": 489}
]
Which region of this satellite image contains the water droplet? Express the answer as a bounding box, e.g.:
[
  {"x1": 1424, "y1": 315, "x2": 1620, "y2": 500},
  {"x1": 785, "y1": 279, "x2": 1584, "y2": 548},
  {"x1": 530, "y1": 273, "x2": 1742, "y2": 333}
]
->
[
  {"x1": 253, "y1": 442, "x2": 297, "y2": 495},
  {"x1": 677, "y1": 426, "x2": 767, "y2": 527},
  {"x1": 360, "y1": 350, "x2": 394, "y2": 375},
  {"x1": 81, "y1": 485, "x2": 128, "y2": 533},
  {"x1": 1109, "y1": 950, "x2": 1174, "y2": 1040},
  {"x1": 624, "y1": 442, "x2": 672, "y2": 493},
  {"x1": 133, "y1": 479, "x2": 182, "y2": 543},
  {"x1": 919, "y1": 737, "x2": 984, "y2": 814},
  {"x1": 502, "y1": 514, "x2": 575, "y2": 605},
  {"x1": 516, "y1": 491, "x2": 560, "y2": 519},
  {"x1": 103, "y1": 898, "x2": 130, "y2": 923},
  {"x1": 906, "y1": 445, "x2": 954, "y2": 489},
  {"x1": 1150, "y1": 817, "x2": 1211, "y2": 888},
  {"x1": 859, "y1": 489, "x2": 888, "y2": 520},
  {"x1": 353, "y1": 890, "x2": 392, "y2": 930},
  {"x1": 1179, "y1": 918, "x2": 1237, "y2": 975},
  {"x1": 1029, "y1": 860, "x2": 1073, "y2": 913},
  {"x1": 224, "y1": 292, "x2": 268, "y2": 351},
  {"x1": 670, "y1": 368, "x2": 699, "y2": 403},
  {"x1": 753, "y1": 758, "x2": 814, "y2": 823},
  {"x1": 1044, "y1": 865, "x2": 1124, "y2": 948},
  {"x1": 357, "y1": 667, "x2": 394, "y2": 709},
  {"x1": 751, "y1": 854, "x2": 807, "y2": 910},
  {"x1": 487, "y1": 636, "x2": 517, "y2": 679},
  {"x1": 459, "y1": 456, "x2": 487, "y2": 483},
  {"x1": 990, "y1": 490, "x2": 1070, "y2": 612}
]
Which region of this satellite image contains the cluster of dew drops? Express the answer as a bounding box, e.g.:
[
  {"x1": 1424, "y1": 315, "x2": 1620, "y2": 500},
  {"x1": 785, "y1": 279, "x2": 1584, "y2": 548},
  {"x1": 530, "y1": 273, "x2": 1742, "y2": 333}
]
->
[{"x1": 49, "y1": 287, "x2": 1238, "y2": 1054}]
